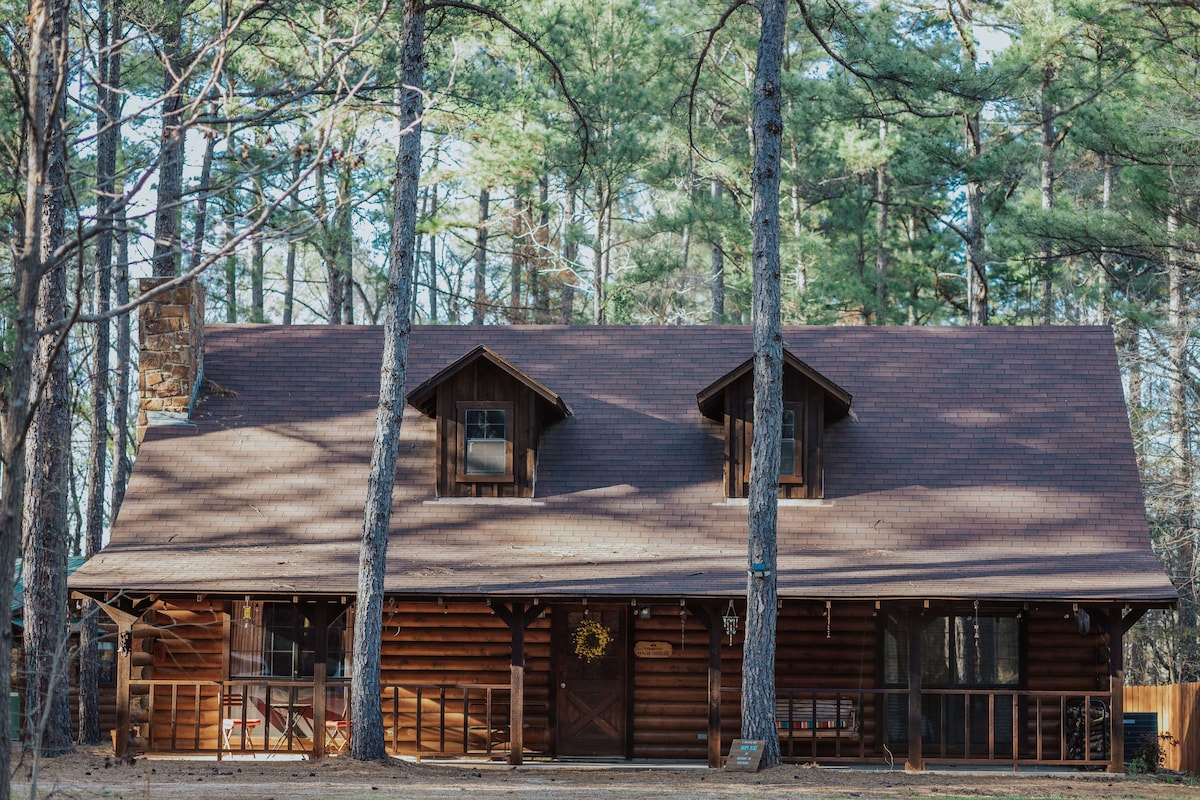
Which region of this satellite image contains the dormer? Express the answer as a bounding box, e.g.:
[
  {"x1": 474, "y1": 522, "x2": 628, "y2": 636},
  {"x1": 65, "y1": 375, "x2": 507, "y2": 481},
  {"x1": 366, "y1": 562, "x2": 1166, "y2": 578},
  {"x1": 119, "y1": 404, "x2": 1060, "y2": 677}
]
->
[
  {"x1": 697, "y1": 351, "x2": 851, "y2": 499},
  {"x1": 408, "y1": 346, "x2": 571, "y2": 498}
]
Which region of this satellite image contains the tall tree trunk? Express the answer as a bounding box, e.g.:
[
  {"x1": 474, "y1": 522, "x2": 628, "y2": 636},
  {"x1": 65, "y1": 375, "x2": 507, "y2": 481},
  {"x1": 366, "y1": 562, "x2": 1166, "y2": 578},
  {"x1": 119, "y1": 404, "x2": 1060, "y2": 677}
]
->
[
  {"x1": 283, "y1": 158, "x2": 300, "y2": 325},
  {"x1": 1097, "y1": 152, "x2": 1115, "y2": 325},
  {"x1": 151, "y1": 1, "x2": 186, "y2": 278},
  {"x1": 111, "y1": 204, "x2": 133, "y2": 524},
  {"x1": 952, "y1": 0, "x2": 988, "y2": 325},
  {"x1": 536, "y1": 177, "x2": 550, "y2": 321},
  {"x1": 742, "y1": 0, "x2": 786, "y2": 769},
  {"x1": 711, "y1": 178, "x2": 725, "y2": 324},
  {"x1": 22, "y1": 0, "x2": 74, "y2": 758},
  {"x1": 351, "y1": 0, "x2": 422, "y2": 762},
  {"x1": 681, "y1": 157, "x2": 695, "y2": 274},
  {"x1": 428, "y1": 182, "x2": 438, "y2": 322},
  {"x1": 317, "y1": 159, "x2": 344, "y2": 323},
  {"x1": 472, "y1": 187, "x2": 490, "y2": 324},
  {"x1": 593, "y1": 192, "x2": 609, "y2": 324},
  {"x1": 250, "y1": 223, "x2": 265, "y2": 323},
  {"x1": 509, "y1": 189, "x2": 526, "y2": 322},
  {"x1": 561, "y1": 182, "x2": 578, "y2": 324},
  {"x1": 340, "y1": 164, "x2": 355, "y2": 325},
  {"x1": 0, "y1": 4, "x2": 73, "y2": 787},
  {"x1": 1038, "y1": 62, "x2": 1056, "y2": 325},
  {"x1": 223, "y1": 212, "x2": 237, "y2": 322},
  {"x1": 789, "y1": 143, "x2": 808, "y2": 295},
  {"x1": 250, "y1": 136, "x2": 266, "y2": 323},
  {"x1": 80, "y1": 0, "x2": 123, "y2": 745},
  {"x1": 187, "y1": 127, "x2": 215, "y2": 274},
  {"x1": 1167, "y1": 206, "x2": 1196, "y2": 676},
  {"x1": 875, "y1": 118, "x2": 890, "y2": 325}
]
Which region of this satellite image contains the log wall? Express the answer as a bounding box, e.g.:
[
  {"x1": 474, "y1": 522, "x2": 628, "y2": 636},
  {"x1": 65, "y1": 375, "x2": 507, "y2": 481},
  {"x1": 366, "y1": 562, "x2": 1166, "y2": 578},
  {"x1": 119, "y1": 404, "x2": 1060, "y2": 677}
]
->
[
  {"x1": 1021, "y1": 604, "x2": 1111, "y2": 761},
  {"x1": 380, "y1": 600, "x2": 551, "y2": 756},
  {"x1": 629, "y1": 604, "x2": 712, "y2": 759},
  {"x1": 627, "y1": 601, "x2": 877, "y2": 760},
  {"x1": 116, "y1": 596, "x2": 1124, "y2": 764},
  {"x1": 147, "y1": 601, "x2": 226, "y2": 751}
]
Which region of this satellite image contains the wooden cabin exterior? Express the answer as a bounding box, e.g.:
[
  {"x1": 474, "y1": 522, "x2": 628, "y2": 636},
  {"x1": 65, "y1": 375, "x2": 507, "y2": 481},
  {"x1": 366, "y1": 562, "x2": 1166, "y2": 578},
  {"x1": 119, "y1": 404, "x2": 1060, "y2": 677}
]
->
[{"x1": 69, "y1": 280, "x2": 1176, "y2": 770}]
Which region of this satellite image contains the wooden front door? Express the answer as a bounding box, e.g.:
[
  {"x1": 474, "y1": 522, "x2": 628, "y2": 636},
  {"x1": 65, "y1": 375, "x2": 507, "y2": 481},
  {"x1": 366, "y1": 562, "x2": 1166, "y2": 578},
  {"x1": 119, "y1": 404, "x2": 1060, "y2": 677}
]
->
[{"x1": 555, "y1": 606, "x2": 627, "y2": 757}]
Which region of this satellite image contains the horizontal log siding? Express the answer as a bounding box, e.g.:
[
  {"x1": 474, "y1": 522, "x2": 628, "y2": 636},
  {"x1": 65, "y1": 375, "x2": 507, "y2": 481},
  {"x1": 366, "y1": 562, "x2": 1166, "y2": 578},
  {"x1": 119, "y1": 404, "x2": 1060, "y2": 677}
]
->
[
  {"x1": 629, "y1": 602, "x2": 875, "y2": 760},
  {"x1": 775, "y1": 603, "x2": 876, "y2": 757},
  {"x1": 381, "y1": 601, "x2": 551, "y2": 756},
  {"x1": 717, "y1": 603, "x2": 876, "y2": 757},
  {"x1": 630, "y1": 605, "x2": 711, "y2": 759},
  {"x1": 147, "y1": 601, "x2": 226, "y2": 750},
  {"x1": 1021, "y1": 605, "x2": 1111, "y2": 760}
]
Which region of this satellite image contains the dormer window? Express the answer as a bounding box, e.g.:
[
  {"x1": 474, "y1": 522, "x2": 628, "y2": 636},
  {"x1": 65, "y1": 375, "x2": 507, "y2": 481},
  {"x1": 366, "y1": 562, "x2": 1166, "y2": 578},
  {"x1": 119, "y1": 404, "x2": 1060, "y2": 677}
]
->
[
  {"x1": 409, "y1": 346, "x2": 570, "y2": 498},
  {"x1": 698, "y1": 351, "x2": 851, "y2": 500},
  {"x1": 779, "y1": 403, "x2": 801, "y2": 482},
  {"x1": 459, "y1": 402, "x2": 513, "y2": 480}
]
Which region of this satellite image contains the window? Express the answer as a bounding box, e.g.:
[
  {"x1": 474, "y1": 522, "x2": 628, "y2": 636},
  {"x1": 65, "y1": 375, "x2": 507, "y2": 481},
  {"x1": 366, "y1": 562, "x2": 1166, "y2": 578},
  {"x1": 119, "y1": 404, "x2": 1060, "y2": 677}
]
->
[
  {"x1": 231, "y1": 602, "x2": 347, "y2": 679},
  {"x1": 882, "y1": 612, "x2": 1020, "y2": 748},
  {"x1": 465, "y1": 409, "x2": 507, "y2": 474},
  {"x1": 884, "y1": 613, "x2": 1019, "y2": 688},
  {"x1": 457, "y1": 401, "x2": 514, "y2": 482},
  {"x1": 97, "y1": 640, "x2": 116, "y2": 686},
  {"x1": 742, "y1": 399, "x2": 805, "y2": 485},
  {"x1": 779, "y1": 403, "x2": 804, "y2": 483}
]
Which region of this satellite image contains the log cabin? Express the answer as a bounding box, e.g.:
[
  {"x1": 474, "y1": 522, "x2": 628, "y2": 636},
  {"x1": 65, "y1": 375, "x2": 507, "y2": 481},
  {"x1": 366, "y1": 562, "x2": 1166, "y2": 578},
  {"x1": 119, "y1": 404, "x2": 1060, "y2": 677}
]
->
[{"x1": 69, "y1": 278, "x2": 1177, "y2": 770}]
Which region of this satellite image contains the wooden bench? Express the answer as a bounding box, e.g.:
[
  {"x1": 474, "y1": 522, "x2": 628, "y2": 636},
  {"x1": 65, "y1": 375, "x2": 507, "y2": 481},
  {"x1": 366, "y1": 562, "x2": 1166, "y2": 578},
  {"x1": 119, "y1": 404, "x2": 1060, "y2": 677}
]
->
[{"x1": 776, "y1": 697, "x2": 858, "y2": 740}]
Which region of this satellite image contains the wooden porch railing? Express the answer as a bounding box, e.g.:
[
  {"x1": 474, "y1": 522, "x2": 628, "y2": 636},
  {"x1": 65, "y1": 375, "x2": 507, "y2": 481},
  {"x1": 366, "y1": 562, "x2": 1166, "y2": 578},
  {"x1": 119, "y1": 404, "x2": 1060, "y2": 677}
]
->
[
  {"x1": 380, "y1": 683, "x2": 514, "y2": 759},
  {"x1": 126, "y1": 679, "x2": 513, "y2": 760},
  {"x1": 727, "y1": 687, "x2": 1113, "y2": 768},
  {"x1": 126, "y1": 679, "x2": 351, "y2": 757}
]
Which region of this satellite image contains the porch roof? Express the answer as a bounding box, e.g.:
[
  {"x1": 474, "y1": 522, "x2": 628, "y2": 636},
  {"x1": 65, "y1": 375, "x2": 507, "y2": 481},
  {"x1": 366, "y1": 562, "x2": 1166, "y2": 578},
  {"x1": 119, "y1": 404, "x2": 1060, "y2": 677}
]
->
[{"x1": 71, "y1": 325, "x2": 1176, "y2": 605}]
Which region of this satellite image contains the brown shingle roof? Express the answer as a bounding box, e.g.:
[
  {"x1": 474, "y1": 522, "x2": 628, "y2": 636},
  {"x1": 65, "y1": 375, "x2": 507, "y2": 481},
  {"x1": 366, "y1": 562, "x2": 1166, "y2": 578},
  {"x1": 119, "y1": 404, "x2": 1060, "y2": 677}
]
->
[{"x1": 70, "y1": 324, "x2": 1177, "y2": 604}]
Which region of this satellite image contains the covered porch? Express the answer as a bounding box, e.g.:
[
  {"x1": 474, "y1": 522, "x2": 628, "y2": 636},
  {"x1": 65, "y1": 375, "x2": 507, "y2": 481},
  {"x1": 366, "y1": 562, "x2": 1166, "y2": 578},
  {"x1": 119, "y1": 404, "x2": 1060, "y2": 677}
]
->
[{"x1": 81, "y1": 592, "x2": 1148, "y2": 772}]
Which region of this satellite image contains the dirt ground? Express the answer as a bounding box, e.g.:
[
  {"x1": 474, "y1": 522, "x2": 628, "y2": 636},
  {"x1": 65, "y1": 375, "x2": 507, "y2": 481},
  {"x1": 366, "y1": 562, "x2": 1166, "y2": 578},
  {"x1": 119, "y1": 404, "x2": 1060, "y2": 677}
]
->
[{"x1": 8, "y1": 746, "x2": 1200, "y2": 800}]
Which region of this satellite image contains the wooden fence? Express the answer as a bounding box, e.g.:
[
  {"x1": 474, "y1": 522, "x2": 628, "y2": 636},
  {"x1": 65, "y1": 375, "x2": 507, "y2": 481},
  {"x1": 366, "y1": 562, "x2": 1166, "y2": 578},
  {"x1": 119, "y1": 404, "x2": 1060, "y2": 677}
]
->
[{"x1": 1124, "y1": 683, "x2": 1200, "y2": 773}]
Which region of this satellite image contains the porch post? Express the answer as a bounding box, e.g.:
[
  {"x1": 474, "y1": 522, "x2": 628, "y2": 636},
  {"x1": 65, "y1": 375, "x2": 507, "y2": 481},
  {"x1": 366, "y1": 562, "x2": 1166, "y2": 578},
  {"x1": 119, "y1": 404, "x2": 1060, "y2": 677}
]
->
[
  {"x1": 87, "y1": 594, "x2": 154, "y2": 758},
  {"x1": 686, "y1": 602, "x2": 724, "y2": 768},
  {"x1": 312, "y1": 601, "x2": 329, "y2": 760},
  {"x1": 1108, "y1": 616, "x2": 1124, "y2": 772},
  {"x1": 708, "y1": 610, "x2": 722, "y2": 768},
  {"x1": 114, "y1": 620, "x2": 132, "y2": 758},
  {"x1": 906, "y1": 606, "x2": 924, "y2": 772},
  {"x1": 494, "y1": 602, "x2": 542, "y2": 766},
  {"x1": 511, "y1": 614, "x2": 526, "y2": 765}
]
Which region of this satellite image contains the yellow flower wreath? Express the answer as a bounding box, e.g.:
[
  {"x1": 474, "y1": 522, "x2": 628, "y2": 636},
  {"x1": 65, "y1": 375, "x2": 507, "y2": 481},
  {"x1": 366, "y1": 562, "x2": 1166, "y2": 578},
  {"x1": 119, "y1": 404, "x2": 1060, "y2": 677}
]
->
[{"x1": 572, "y1": 617, "x2": 613, "y2": 663}]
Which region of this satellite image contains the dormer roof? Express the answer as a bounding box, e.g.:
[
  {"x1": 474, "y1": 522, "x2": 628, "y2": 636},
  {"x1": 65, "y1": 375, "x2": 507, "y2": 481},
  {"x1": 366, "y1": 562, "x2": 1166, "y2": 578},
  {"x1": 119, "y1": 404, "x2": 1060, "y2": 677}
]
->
[
  {"x1": 696, "y1": 349, "x2": 852, "y2": 421},
  {"x1": 407, "y1": 344, "x2": 572, "y2": 420}
]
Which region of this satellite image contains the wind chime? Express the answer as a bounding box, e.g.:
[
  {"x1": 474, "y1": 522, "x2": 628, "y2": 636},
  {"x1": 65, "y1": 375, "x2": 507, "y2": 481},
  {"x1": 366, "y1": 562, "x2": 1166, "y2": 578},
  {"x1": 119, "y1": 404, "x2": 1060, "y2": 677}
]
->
[
  {"x1": 722, "y1": 600, "x2": 739, "y2": 645},
  {"x1": 973, "y1": 599, "x2": 981, "y2": 640}
]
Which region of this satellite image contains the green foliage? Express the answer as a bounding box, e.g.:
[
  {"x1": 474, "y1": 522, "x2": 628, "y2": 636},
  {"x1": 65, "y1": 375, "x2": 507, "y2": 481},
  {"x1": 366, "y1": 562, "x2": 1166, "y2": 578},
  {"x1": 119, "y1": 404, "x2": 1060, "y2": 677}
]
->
[{"x1": 1128, "y1": 732, "x2": 1180, "y2": 775}]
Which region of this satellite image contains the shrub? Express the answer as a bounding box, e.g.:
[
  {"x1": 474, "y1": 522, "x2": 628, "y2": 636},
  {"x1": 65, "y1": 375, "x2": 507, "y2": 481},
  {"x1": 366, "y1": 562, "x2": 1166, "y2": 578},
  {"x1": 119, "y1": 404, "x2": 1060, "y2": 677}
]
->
[{"x1": 1129, "y1": 731, "x2": 1180, "y2": 774}]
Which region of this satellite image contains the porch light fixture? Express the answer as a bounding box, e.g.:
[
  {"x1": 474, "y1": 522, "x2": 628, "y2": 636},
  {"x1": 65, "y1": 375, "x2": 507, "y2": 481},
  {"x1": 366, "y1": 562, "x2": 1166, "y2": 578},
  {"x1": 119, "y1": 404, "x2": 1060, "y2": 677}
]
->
[
  {"x1": 638, "y1": 607, "x2": 652, "y2": 620},
  {"x1": 722, "y1": 601, "x2": 739, "y2": 645}
]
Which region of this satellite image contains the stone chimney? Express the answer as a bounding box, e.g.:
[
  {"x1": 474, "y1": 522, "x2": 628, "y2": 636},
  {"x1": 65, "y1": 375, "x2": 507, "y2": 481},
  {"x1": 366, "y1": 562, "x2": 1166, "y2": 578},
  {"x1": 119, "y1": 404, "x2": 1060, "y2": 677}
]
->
[{"x1": 138, "y1": 277, "x2": 205, "y2": 443}]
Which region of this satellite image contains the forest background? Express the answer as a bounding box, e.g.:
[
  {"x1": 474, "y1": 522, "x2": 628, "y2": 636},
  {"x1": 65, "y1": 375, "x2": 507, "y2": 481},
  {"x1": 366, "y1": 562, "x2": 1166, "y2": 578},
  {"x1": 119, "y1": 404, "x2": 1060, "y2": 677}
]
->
[{"x1": 1, "y1": 0, "x2": 1198, "y2": 759}]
